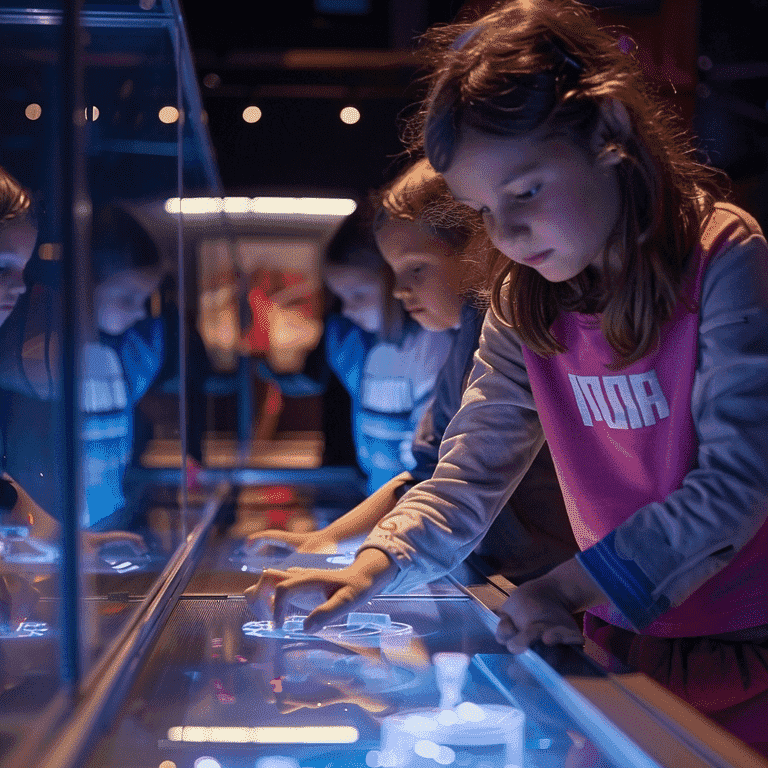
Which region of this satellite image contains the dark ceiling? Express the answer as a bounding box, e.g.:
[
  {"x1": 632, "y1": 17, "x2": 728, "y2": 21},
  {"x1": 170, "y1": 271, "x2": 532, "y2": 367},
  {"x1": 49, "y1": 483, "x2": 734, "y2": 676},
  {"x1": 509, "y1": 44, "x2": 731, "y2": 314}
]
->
[
  {"x1": 179, "y1": 1, "x2": 471, "y2": 198},
  {"x1": 178, "y1": 0, "x2": 768, "y2": 222}
]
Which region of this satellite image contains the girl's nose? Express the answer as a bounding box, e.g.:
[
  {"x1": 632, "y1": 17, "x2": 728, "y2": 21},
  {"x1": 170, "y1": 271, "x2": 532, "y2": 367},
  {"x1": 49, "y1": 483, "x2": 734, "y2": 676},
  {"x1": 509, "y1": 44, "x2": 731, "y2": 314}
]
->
[{"x1": 485, "y1": 211, "x2": 528, "y2": 258}]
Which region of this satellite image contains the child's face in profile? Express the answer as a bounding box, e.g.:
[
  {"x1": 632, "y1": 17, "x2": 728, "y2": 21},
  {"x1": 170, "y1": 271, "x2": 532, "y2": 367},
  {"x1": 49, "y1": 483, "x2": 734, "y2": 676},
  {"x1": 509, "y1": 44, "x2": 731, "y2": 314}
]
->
[
  {"x1": 441, "y1": 125, "x2": 622, "y2": 283},
  {"x1": 324, "y1": 265, "x2": 384, "y2": 334},
  {"x1": 376, "y1": 218, "x2": 465, "y2": 332},
  {"x1": 0, "y1": 216, "x2": 36, "y2": 327},
  {"x1": 95, "y1": 267, "x2": 161, "y2": 336}
]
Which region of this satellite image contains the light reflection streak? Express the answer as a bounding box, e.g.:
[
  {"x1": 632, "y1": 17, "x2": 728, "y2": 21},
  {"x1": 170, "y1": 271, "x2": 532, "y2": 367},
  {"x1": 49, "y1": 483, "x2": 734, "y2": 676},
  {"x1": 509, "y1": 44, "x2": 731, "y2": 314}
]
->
[
  {"x1": 166, "y1": 725, "x2": 359, "y2": 744},
  {"x1": 165, "y1": 197, "x2": 357, "y2": 217}
]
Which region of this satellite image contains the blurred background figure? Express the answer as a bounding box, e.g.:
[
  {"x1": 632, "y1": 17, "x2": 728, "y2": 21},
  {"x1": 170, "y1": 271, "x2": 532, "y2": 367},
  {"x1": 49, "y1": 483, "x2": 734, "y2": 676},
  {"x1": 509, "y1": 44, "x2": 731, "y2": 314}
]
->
[
  {"x1": 256, "y1": 206, "x2": 454, "y2": 493},
  {"x1": 0, "y1": 203, "x2": 210, "y2": 544}
]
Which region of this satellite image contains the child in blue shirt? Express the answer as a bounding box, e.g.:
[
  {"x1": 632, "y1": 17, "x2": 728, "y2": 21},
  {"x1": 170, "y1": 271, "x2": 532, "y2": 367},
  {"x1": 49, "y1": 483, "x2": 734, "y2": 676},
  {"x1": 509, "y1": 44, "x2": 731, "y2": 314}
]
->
[{"x1": 258, "y1": 208, "x2": 453, "y2": 493}]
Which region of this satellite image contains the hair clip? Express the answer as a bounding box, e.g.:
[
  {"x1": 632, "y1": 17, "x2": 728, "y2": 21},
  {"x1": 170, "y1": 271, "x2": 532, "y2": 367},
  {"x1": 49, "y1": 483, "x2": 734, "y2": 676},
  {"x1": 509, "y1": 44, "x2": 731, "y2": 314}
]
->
[{"x1": 549, "y1": 37, "x2": 583, "y2": 72}]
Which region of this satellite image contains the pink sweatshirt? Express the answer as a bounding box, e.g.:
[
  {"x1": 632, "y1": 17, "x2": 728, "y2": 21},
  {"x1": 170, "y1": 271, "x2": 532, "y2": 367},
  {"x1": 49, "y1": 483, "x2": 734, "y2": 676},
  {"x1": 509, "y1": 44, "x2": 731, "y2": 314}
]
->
[
  {"x1": 523, "y1": 205, "x2": 768, "y2": 635},
  {"x1": 365, "y1": 203, "x2": 768, "y2": 637}
]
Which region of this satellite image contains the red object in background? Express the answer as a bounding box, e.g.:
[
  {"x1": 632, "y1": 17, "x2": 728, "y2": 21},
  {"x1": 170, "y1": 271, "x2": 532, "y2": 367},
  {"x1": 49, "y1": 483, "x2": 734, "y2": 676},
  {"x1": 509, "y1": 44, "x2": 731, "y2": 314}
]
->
[
  {"x1": 261, "y1": 486, "x2": 294, "y2": 505},
  {"x1": 242, "y1": 268, "x2": 320, "y2": 356}
]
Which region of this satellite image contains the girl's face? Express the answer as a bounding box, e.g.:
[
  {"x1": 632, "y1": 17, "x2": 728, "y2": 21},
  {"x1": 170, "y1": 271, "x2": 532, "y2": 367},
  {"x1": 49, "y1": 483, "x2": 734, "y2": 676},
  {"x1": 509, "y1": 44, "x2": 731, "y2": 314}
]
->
[
  {"x1": 441, "y1": 125, "x2": 622, "y2": 283},
  {"x1": 375, "y1": 218, "x2": 464, "y2": 332},
  {"x1": 0, "y1": 217, "x2": 36, "y2": 326},
  {"x1": 324, "y1": 265, "x2": 384, "y2": 334},
  {"x1": 95, "y1": 267, "x2": 160, "y2": 335}
]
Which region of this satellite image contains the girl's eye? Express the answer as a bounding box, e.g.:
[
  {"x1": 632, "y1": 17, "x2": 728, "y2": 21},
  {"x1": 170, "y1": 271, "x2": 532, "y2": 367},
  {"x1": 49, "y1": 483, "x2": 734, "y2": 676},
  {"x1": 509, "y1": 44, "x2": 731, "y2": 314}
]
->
[{"x1": 515, "y1": 184, "x2": 541, "y2": 202}]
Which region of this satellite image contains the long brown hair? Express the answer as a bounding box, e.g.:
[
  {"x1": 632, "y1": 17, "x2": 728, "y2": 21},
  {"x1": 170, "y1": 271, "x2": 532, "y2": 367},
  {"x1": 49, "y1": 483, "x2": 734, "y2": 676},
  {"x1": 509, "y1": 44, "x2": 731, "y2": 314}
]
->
[{"x1": 409, "y1": 0, "x2": 726, "y2": 368}]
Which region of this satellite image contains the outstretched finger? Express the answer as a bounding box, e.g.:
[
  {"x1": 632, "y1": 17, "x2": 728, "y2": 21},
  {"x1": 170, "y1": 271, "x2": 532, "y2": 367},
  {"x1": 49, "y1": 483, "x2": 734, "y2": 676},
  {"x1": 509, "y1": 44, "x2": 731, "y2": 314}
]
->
[
  {"x1": 541, "y1": 626, "x2": 584, "y2": 647},
  {"x1": 511, "y1": 621, "x2": 577, "y2": 654},
  {"x1": 302, "y1": 585, "x2": 368, "y2": 634},
  {"x1": 246, "y1": 531, "x2": 301, "y2": 551},
  {"x1": 273, "y1": 574, "x2": 332, "y2": 628},
  {"x1": 495, "y1": 614, "x2": 517, "y2": 646}
]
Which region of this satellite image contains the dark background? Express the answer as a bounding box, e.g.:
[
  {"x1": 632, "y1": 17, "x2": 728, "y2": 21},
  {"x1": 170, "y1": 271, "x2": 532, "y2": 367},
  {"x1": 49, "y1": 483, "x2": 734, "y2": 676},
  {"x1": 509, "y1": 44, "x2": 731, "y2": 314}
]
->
[{"x1": 178, "y1": 0, "x2": 768, "y2": 224}]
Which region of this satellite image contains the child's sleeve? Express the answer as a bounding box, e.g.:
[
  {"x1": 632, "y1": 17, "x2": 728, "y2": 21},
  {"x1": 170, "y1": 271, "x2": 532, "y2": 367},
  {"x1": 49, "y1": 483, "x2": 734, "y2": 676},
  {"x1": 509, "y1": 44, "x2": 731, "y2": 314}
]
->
[
  {"x1": 578, "y1": 229, "x2": 768, "y2": 630},
  {"x1": 401, "y1": 308, "x2": 484, "y2": 494},
  {"x1": 361, "y1": 302, "x2": 545, "y2": 593}
]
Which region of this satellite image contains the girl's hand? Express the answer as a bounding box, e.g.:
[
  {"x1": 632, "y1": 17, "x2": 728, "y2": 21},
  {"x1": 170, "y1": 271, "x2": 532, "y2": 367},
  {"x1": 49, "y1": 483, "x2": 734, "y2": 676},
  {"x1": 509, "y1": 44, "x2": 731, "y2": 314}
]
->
[
  {"x1": 495, "y1": 558, "x2": 609, "y2": 653},
  {"x1": 243, "y1": 547, "x2": 398, "y2": 632},
  {"x1": 245, "y1": 529, "x2": 338, "y2": 555}
]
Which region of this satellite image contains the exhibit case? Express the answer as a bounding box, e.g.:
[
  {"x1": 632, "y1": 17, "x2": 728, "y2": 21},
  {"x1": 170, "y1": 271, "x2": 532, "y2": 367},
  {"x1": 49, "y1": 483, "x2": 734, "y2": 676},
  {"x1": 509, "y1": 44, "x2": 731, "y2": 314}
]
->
[
  {"x1": 0, "y1": 2, "x2": 765, "y2": 768},
  {"x1": 0, "y1": 0, "x2": 233, "y2": 764}
]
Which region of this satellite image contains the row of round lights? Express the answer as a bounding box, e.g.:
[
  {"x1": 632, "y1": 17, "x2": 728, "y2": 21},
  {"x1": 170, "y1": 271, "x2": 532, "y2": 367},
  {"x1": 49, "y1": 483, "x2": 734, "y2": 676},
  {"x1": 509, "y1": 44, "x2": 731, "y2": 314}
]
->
[
  {"x1": 24, "y1": 102, "x2": 361, "y2": 126},
  {"x1": 24, "y1": 104, "x2": 181, "y2": 124}
]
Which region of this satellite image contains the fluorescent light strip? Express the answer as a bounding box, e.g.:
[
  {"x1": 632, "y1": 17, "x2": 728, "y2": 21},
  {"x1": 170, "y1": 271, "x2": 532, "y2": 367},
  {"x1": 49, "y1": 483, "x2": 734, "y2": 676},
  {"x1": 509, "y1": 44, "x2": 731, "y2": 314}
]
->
[
  {"x1": 165, "y1": 197, "x2": 357, "y2": 217},
  {"x1": 166, "y1": 726, "x2": 359, "y2": 744}
]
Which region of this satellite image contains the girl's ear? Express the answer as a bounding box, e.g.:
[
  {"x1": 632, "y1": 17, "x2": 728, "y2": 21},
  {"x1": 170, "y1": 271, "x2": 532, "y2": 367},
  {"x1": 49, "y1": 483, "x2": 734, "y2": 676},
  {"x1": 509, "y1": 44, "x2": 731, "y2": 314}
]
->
[{"x1": 591, "y1": 98, "x2": 632, "y2": 167}]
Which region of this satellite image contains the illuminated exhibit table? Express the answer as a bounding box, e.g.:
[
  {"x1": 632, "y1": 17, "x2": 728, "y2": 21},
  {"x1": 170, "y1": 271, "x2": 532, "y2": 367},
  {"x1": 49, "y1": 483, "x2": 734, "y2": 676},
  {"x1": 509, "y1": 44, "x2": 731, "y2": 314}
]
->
[{"x1": 81, "y1": 531, "x2": 767, "y2": 768}]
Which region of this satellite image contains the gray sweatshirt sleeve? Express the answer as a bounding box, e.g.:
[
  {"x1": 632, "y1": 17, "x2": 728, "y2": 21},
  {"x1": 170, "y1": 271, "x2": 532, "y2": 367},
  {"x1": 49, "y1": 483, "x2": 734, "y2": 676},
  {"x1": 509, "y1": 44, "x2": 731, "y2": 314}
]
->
[
  {"x1": 361, "y1": 304, "x2": 545, "y2": 593},
  {"x1": 578, "y1": 229, "x2": 768, "y2": 628}
]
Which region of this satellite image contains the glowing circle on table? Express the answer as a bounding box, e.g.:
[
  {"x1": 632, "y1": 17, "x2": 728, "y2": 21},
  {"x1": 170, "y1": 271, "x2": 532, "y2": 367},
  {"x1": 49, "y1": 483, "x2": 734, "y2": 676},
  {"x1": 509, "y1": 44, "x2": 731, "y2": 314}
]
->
[
  {"x1": 340, "y1": 106, "x2": 361, "y2": 124},
  {"x1": 243, "y1": 106, "x2": 262, "y2": 123},
  {"x1": 159, "y1": 106, "x2": 180, "y2": 124},
  {"x1": 158, "y1": 762, "x2": 176, "y2": 768},
  {"x1": 193, "y1": 759, "x2": 221, "y2": 768},
  {"x1": 25, "y1": 103, "x2": 42, "y2": 120}
]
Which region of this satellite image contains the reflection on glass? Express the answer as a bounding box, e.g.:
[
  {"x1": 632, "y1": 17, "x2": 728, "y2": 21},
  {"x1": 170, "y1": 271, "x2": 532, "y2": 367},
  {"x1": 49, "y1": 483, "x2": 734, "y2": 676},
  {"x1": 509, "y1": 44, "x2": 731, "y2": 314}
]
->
[{"x1": 88, "y1": 590, "x2": 652, "y2": 768}]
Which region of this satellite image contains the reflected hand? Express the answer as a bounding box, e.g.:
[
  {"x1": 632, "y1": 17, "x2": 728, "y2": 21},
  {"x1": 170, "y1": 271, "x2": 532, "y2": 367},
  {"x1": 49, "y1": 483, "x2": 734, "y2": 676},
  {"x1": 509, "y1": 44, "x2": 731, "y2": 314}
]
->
[
  {"x1": 245, "y1": 529, "x2": 337, "y2": 555},
  {"x1": 81, "y1": 530, "x2": 149, "y2": 555},
  {"x1": 495, "y1": 558, "x2": 608, "y2": 654},
  {"x1": 243, "y1": 547, "x2": 398, "y2": 632}
]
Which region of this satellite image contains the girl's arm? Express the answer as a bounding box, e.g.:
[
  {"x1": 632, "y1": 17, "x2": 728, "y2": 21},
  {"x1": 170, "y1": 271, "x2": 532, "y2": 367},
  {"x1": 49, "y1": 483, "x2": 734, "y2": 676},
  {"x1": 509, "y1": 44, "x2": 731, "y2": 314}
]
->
[
  {"x1": 577, "y1": 220, "x2": 768, "y2": 631},
  {"x1": 245, "y1": 472, "x2": 411, "y2": 554},
  {"x1": 360, "y1": 302, "x2": 545, "y2": 593}
]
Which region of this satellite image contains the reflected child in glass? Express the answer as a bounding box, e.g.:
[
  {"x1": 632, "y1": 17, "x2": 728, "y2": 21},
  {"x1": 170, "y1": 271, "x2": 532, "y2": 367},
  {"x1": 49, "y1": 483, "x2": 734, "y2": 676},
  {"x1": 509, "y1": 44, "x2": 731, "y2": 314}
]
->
[
  {"x1": 256, "y1": 207, "x2": 454, "y2": 494},
  {"x1": 0, "y1": 166, "x2": 44, "y2": 628},
  {"x1": 0, "y1": 204, "x2": 165, "y2": 540}
]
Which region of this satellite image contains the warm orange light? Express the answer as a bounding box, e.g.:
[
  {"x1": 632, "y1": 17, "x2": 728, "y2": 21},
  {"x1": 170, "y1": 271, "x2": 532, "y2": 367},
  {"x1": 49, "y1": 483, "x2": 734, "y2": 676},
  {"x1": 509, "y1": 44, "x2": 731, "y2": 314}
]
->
[
  {"x1": 243, "y1": 106, "x2": 262, "y2": 123},
  {"x1": 340, "y1": 106, "x2": 361, "y2": 125},
  {"x1": 25, "y1": 103, "x2": 42, "y2": 120},
  {"x1": 159, "y1": 106, "x2": 180, "y2": 124}
]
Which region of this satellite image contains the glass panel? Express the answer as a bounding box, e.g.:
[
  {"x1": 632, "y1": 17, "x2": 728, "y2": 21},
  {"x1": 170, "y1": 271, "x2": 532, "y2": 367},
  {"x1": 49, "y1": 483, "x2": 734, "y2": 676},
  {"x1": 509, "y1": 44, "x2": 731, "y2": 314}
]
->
[
  {"x1": 0, "y1": 10, "x2": 66, "y2": 762},
  {"x1": 85, "y1": 592, "x2": 671, "y2": 768},
  {"x1": 0, "y1": 0, "x2": 224, "y2": 760},
  {"x1": 78, "y1": 2, "x2": 184, "y2": 671}
]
